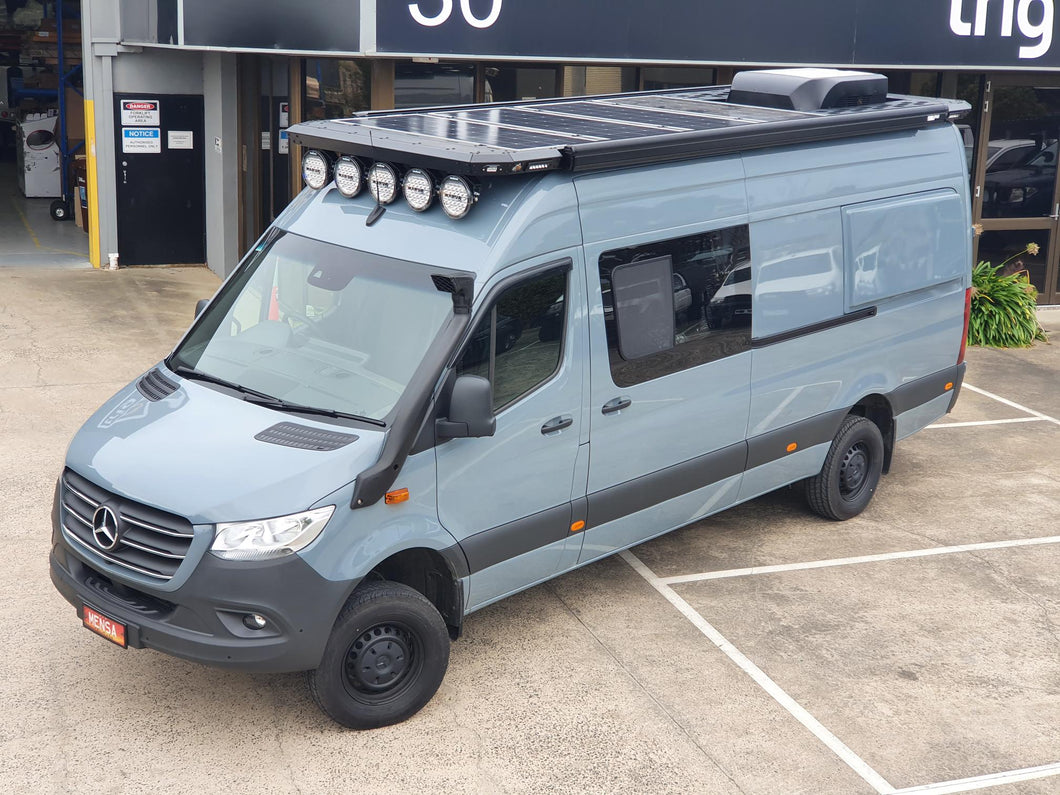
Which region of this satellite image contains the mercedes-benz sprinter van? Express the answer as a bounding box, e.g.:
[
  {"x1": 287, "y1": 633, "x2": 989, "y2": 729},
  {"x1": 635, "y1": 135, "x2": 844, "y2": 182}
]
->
[{"x1": 50, "y1": 69, "x2": 973, "y2": 729}]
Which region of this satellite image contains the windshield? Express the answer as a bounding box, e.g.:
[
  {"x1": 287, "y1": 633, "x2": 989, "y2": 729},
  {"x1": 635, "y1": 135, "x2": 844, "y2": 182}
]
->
[{"x1": 170, "y1": 232, "x2": 456, "y2": 422}]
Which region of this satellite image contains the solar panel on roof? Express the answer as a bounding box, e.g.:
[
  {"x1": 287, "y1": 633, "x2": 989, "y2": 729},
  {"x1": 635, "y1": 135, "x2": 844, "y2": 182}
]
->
[{"x1": 287, "y1": 76, "x2": 969, "y2": 178}]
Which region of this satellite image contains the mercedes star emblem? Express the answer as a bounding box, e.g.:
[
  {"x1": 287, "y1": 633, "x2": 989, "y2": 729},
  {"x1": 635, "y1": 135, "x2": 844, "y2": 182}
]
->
[{"x1": 92, "y1": 506, "x2": 120, "y2": 551}]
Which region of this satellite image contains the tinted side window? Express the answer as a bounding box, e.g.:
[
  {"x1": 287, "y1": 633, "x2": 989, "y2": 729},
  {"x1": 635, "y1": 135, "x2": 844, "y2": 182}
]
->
[
  {"x1": 599, "y1": 225, "x2": 751, "y2": 387},
  {"x1": 457, "y1": 267, "x2": 568, "y2": 410}
]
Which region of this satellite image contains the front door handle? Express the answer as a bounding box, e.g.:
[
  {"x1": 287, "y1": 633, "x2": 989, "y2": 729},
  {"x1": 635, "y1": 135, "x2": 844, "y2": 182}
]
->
[
  {"x1": 601, "y1": 396, "x2": 632, "y2": 415},
  {"x1": 541, "y1": 415, "x2": 574, "y2": 435}
]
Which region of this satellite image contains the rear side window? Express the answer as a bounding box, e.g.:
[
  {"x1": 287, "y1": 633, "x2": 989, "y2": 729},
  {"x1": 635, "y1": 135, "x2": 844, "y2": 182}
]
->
[
  {"x1": 843, "y1": 189, "x2": 967, "y2": 310},
  {"x1": 598, "y1": 224, "x2": 752, "y2": 387},
  {"x1": 457, "y1": 267, "x2": 568, "y2": 410}
]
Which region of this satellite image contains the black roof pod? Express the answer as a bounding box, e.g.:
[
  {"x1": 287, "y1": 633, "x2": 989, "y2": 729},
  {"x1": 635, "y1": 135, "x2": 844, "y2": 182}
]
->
[{"x1": 727, "y1": 68, "x2": 889, "y2": 112}]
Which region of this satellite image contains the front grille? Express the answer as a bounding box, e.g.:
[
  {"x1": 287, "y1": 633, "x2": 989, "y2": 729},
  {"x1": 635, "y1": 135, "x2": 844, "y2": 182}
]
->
[{"x1": 59, "y1": 469, "x2": 194, "y2": 581}]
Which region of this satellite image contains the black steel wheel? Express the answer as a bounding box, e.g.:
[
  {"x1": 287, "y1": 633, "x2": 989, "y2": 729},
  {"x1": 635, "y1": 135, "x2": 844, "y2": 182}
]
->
[
  {"x1": 308, "y1": 581, "x2": 449, "y2": 730},
  {"x1": 50, "y1": 199, "x2": 70, "y2": 221},
  {"x1": 806, "y1": 415, "x2": 884, "y2": 521}
]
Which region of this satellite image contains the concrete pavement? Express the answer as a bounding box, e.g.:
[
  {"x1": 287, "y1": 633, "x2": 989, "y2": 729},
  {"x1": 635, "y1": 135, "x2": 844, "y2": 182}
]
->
[{"x1": 1, "y1": 266, "x2": 1058, "y2": 794}]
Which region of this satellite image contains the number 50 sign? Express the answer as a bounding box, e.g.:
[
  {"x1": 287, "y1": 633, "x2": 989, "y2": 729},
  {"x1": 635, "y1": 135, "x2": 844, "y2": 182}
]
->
[{"x1": 408, "y1": 0, "x2": 503, "y2": 28}]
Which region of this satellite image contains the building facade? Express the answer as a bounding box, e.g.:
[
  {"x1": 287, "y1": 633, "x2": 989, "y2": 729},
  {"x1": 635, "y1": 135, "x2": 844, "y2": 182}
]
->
[{"x1": 79, "y1": 0, "x2": 1060, "y2": 304}]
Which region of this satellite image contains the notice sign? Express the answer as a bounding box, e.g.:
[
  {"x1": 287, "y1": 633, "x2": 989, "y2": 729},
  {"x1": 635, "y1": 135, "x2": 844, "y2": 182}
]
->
[
  {"x1": 122, "y1": 127, "x2": 162, "y2": 153},
  {"x1": 120, "y1": 99, "x2": 160, "y2": 126},
  {"x1": 278, "y1": 130, "x2": 289, "y2": 155},
  {"x1": 168, "y1": 130, "x2": 193, "y2": 150}
]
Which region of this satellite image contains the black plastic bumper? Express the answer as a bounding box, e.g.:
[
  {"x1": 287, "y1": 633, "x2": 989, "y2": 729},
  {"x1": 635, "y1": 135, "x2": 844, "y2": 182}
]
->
[{"x1": 50, "y1": 512, "x2": 355, "y2": 673}]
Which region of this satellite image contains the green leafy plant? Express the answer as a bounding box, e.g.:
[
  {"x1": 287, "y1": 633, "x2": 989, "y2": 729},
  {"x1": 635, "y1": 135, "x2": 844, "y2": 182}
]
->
[{"x1": 969, "y1": 244, "x2": 1047, "y2": 348}]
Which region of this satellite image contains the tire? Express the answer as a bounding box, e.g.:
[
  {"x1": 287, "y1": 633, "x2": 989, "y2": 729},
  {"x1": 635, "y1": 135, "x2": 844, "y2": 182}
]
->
[
  {"x1": 50, "y1": 199, "x2": 69, "y2": 221},
  {"x1": 805, "y1": 415, "x2": 884, "y2": 521},
  {"x1": 307, "y1": 580, "x2": 450, "y2": 730}
]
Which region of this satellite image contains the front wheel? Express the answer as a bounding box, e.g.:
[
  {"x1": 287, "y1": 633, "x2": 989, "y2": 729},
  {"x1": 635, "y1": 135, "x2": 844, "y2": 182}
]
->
[
  {"x1": 805, "y1": 415, "x2": 884, "y2": 521},
  {"x1": 307, "y1": 580, "x2": 450, "y2": 730}
]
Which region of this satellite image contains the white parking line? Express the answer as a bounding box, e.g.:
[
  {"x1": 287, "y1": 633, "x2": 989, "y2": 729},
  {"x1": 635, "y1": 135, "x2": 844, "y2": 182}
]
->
[
  {"x1": 962, "y1": 383, "x2": 1060, "y2": 426},
  {"x1": 891, "y1": 761, "x2": 1060, "y2": 794},
  {"x1": 926, "y1": 417, "x2": 1045, "y2": 429},
  {"x1": 659, "y1": 535, "x2": 1060, "y2": 585},
  {"x1": 621, "y1": 549, "x2": 899, "y2": 794}
]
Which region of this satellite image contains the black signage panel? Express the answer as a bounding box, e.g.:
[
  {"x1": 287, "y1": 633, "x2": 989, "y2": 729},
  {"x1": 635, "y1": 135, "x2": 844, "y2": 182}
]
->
[
  {"x1": 180, "y1": 0, "x2": 359, "y2": 52},
  {"x1": 378, "y1": 0, "x2": 1060, "y2": 70},
  {"x1": 378, "y1": 0, "x2": 860, "y2": 63}
]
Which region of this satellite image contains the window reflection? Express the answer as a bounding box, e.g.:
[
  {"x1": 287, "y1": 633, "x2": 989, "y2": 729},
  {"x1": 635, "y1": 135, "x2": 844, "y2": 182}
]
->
[
  {"x1": 981, "y1": 86, "x2": 1060, "y2": 219},
  {"x1": 599, "y1": 225, "x2": 752, "y2": 387}
]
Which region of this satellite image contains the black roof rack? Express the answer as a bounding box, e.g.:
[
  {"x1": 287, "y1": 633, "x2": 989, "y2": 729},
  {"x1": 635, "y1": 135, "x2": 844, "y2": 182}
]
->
[{"x1": 287, "y1": 74, "x2": 969, "y2": 178}]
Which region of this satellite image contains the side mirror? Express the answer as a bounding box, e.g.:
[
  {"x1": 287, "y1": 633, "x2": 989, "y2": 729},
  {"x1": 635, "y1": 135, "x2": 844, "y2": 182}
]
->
[
  {"x1": 194, "y1": 298, "x2": 209, "y2": 318},
  {"x1": 436, "y1": 375, "x2": 496, "y2": 439}
]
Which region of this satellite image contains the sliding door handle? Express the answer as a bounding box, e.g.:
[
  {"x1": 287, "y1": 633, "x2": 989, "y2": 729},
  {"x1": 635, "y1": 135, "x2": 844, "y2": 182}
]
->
[
  {"x1": 541, "y1": 415, "x2": 574, "y2": 434},
  {"x1": 601, "y1": 396, "x2": 632, "y2": 415}
]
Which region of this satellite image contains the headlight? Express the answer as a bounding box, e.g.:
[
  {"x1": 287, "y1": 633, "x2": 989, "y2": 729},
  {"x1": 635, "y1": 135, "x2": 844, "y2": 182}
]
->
[{"x1": 211, "y1": 506, "x2": 335, "y2": 560}]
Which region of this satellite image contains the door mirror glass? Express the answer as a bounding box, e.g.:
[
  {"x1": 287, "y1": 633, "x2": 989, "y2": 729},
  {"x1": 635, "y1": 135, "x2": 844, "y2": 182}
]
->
[{"x1": 437, "y1": 375, "x2": 496, "y2": 439}]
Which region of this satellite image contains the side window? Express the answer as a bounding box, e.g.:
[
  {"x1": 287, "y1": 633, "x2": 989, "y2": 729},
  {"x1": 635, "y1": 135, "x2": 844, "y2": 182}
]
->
[
  {"x1": 599, "y1": 225, "x2": 751, "y2": 387},
  {"x1": 457, "y1": 266, "x2": 568, "y2": 410}
]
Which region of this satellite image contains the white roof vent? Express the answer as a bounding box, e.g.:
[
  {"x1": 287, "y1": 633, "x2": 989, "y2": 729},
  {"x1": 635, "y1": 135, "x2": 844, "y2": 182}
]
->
[{"x1": 727, "y1": 68, "x2": 889, "y2": 112}]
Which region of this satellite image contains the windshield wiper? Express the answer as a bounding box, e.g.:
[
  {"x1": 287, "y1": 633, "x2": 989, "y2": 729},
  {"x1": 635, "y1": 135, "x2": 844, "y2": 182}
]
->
[
  {"x1": 243, "y1": 394, "x2": 386, "y2": 427},
  {"x1": 170, "y1": 364, "x2": 277, "y2": 401}
]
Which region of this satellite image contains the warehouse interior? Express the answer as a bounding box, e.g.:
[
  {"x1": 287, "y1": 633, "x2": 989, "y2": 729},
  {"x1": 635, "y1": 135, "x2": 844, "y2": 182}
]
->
[{"x1": 0, "y1": 0, "x2": 88, "y2": 266}]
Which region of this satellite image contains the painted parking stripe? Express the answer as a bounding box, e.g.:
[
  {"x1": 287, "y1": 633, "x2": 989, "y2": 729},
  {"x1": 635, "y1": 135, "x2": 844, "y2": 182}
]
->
[
  {"x1": 621, "y1": 549, "x2": 898, "y2": 794},
  {"x1": 926, "y1": 417, "x2": 1046, "y2": 429},
  {"x1": 962, "y1": 383, "x2": 1060, "y2": 426},
  {"x1": 891, "y1": 761, "x2": 1060, "y2": 794},
  {"x1": 659, "y1": 535, "x2": 1060, "y2": 585}
]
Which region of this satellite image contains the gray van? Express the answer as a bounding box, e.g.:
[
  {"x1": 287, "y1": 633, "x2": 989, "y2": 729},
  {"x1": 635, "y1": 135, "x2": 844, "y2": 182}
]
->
[{"x1": 50, "y1": 69, "x2": 973, "y2": 729}]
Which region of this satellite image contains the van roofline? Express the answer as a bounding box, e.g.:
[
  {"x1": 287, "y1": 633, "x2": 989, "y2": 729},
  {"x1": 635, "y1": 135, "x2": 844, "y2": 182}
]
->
[{"x1": 288, "y1": 81, "x2": 969, "y2": 178}]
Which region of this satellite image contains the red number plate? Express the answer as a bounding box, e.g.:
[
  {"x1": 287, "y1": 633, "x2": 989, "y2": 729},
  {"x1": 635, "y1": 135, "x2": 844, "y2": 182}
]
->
[{"x1": 82, "y1": 605, "x2": 127, "y2": 648}]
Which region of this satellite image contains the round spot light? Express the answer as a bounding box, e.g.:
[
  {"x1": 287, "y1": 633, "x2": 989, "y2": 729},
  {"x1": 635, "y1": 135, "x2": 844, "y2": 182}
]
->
[
  {"x1": 334, "y1": 156, "x2": 363, "y2": 198},
  {"x1": 439, "y1": 175, "x2": 476, "y2": 219},
  {"x1": 402, "y1": 168, "x2": 435, "y2": 212},
  {"x1": 368, "y1": 162, "x2": 399, "y2": 205},
  {"x1": 301, "y1": 150, "x2": 331, "y2": 191}
]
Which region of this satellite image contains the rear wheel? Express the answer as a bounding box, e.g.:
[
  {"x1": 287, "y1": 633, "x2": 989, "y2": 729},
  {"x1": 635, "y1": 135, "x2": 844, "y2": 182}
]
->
[
  {"x1": 307, "y1": 580, "x2": 450, "y2": 730},
  {"x1": 806, "y1": 415, "x2": 884, "y2": 520}
]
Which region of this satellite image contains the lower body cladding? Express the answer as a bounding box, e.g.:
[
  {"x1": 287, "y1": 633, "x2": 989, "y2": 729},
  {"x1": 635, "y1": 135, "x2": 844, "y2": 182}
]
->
[{"x1": 49, "y1": 527, "x2": 352, "y2": 673}]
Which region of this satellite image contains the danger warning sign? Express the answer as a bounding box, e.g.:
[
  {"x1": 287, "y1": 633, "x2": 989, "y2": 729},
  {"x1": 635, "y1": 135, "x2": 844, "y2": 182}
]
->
[{"x1": 120, "y1": 99, "x2": 160, "y2": 126}]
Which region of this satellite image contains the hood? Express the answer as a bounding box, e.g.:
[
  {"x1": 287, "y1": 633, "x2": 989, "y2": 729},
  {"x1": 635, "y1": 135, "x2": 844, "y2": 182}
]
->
[{"x1": 66, "y1": 371, "x2": 386, "y2": 524}]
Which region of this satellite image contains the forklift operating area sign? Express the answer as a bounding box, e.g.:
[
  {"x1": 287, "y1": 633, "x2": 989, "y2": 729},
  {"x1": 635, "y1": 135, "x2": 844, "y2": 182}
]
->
[
  {"x1": 121, "y1": 99, "x2": 160, "y2": 126},
  {"x1": 122, "y1": 127, "x2": 162, "y2": 153}
]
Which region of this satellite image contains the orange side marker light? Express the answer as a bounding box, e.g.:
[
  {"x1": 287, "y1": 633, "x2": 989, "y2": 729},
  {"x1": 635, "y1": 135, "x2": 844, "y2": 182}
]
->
[
  {"x1": 786, "y1": 442, "x2": 798, "y2": 453},
  {"x1": 945, "y1": 382, "x2": 954, "y2": 391},
  {"x1": 570, "y1": 520, "x2": 585, "y2": 533},
  {"x1": 385, "y1": 488, "x2": 410, "y2": 505}
]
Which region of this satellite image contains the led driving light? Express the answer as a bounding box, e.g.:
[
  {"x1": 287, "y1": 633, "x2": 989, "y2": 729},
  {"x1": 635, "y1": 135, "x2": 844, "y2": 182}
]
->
[
  {"x1": 211, "y1": 506, "x2": 335, "y2": 561},
  {"x1": 402, "y1": 168, "x2": 434, "y2": 212},
  {"x1": 440, "y1": 175, "x2": 476, "y2": 219},
  {"x1": 301, "y1": 150, "x2": 331, "y2": 190},
  {"x1": 334, "y1": 156, "x2": 363, "y2": 198},
  {"x1": 368, "y1": 162, "x2": 399, "y2": 205}
]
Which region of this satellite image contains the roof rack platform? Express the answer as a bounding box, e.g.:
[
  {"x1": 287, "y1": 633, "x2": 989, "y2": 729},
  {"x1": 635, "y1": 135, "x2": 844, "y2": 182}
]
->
[{"x1": 288, "y1": 70, "x2": 970, "y2": 178}]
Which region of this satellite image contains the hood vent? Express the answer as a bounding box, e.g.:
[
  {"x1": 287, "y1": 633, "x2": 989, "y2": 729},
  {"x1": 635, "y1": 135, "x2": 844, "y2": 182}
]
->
[
  {"x1": 727, "y1": 68, "x2": 888, "y2": 112},
  {"x1": 255, "y1": 422, "x2": 359, "y2": 452},
  {"x1": 136, "y1": 369, "x2": 179, "y2": 401}
]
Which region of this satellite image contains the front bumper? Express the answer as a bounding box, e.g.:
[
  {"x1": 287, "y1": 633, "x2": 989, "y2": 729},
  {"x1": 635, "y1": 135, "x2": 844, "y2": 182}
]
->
[{"x1": 50, "y1": 486, "x2": 355, "y2": 673}]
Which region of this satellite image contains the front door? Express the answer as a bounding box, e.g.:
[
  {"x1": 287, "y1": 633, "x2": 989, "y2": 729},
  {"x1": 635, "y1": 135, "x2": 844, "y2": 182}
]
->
[
  {"x1": 436, "y1": 256, "x2": 587, "y2": 611},
  {"x1": 975, "y1": 76, "x2": 1060, "y2": 304}
]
